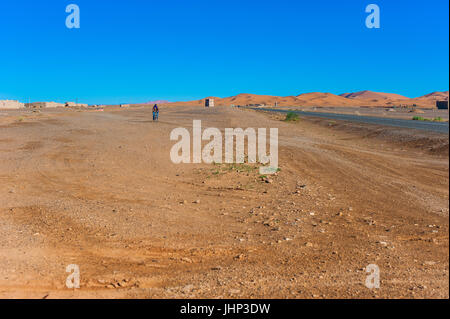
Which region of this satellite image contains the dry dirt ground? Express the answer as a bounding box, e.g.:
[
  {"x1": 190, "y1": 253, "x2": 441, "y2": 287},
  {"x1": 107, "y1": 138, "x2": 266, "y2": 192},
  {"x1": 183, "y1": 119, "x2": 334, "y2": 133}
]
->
[{"x1": 0, "y1": 106, "x2": 448, "y2": 299}]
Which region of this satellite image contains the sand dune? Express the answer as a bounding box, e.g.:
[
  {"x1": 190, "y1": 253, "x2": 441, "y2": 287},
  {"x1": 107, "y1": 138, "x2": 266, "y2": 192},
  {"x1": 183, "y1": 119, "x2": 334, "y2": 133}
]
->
[
  {"x1": 417, "y1": 91, "x2": 449, "y2": 100},
  {"x1": 167, "y1": 92, "x2": 360, "y2": 107},
  {"x1": 340, "y1": 90, "x2": 408, "y2": 100},
  {"x1": 163, "y1": 90, "x2": 448, "y2": 108},
  {"x1": 295, "y1": 92, "x2": 359, "y2": 107}
]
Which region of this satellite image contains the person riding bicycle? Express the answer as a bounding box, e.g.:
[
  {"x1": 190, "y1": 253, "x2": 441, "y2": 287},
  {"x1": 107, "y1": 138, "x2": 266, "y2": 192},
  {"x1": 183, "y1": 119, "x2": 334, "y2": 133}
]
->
[{"x1": 152, "y1": 104, "x2": 159, "y2": 121}]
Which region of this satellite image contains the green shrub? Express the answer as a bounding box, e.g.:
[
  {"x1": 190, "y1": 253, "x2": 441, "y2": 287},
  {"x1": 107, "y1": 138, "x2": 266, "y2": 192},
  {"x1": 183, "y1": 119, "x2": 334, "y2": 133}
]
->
[
  {"x1": 413, "y1": 116, "x2": 445, "y2": 122},
  {"x1": 285, "y1": 112, "x2": 299, "y2": 122}
]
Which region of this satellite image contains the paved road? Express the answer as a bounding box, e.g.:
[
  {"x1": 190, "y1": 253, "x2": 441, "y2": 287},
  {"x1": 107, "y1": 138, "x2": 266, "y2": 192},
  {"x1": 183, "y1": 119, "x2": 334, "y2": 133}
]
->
[{"x1": 251, "y1": 108, "x2": 449, "y2": 134}]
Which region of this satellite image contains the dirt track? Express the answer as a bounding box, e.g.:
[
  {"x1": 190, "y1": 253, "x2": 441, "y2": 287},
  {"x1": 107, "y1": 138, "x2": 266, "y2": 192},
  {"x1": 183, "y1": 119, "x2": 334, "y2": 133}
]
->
[{"x1": 0, "y1": 106, "x2": 448, "y2": 298}]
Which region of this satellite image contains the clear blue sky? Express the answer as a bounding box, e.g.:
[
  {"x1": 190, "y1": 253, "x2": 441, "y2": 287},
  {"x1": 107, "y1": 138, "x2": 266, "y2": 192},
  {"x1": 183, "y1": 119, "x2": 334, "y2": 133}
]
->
[{"x1": 0, "y1": 0, "x2": 448, "y2": 104}]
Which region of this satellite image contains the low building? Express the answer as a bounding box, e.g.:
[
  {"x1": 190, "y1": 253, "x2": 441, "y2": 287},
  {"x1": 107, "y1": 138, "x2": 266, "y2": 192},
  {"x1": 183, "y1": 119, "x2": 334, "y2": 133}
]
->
[
  {"x1": 46, "y1": 102, "x2": 65, "y2": 108},
  {"x1": 205, "y1": 98, "x2": 214, "y2": 107},
  {"x1": 0, "y1": 100, "x2": 24, "y2": 109},
  {"x1": 25, "y1": 102, "x2": 64, "y2": 109},
  {"x1": 65, "y1": 102, "x2": 88, "y2": 107},
  {"x1": 436, "y1": 100, "x2": 449, "y2": 110}
]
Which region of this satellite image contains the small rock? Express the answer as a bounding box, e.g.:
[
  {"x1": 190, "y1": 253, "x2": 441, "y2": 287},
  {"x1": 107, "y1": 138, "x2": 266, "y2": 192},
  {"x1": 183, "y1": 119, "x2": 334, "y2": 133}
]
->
[
  {"x1": 182, "y1": 285, "x2": 194, "y2": 293},
  {"x1": 418, "y1": 285, "x2": 427, "y2": 290},
  {"x1": 181, "y1": 257, "x2": 193, "y2": 263}
]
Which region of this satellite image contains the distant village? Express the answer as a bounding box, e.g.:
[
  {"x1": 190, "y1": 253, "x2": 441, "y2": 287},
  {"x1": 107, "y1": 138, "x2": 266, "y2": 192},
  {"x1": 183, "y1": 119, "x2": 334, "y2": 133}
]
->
[{"x1": 0, "y1": 100, "x2": 89, "y2": 109}]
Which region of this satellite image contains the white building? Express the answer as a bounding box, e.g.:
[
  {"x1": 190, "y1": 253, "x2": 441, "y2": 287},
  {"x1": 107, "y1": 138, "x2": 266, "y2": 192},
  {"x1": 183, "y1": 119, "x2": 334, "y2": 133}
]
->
[{"x1": 0, "y1": 100, "x2": 24, "y2": 109}]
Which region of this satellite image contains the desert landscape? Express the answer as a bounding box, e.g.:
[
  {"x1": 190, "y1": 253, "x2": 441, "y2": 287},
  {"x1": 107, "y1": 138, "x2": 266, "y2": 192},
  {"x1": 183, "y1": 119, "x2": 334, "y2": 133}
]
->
[
  {"x1": 1, "y1": 0, "x2": 448, "y2": 305},
  {"x1": 0, "y1": 104, "x2": 448, "y2": 298}
]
